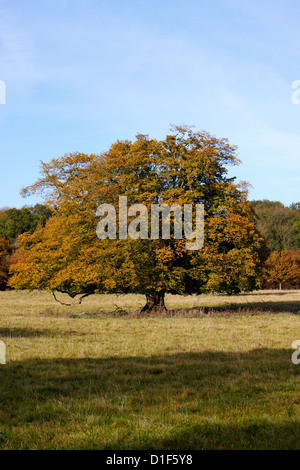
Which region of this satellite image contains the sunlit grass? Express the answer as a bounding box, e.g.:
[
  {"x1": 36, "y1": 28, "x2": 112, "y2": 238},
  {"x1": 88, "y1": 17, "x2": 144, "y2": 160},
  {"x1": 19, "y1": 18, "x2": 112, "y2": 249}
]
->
[{"x1": 0, "y1": 290, "x2": 300, "y2": 449}]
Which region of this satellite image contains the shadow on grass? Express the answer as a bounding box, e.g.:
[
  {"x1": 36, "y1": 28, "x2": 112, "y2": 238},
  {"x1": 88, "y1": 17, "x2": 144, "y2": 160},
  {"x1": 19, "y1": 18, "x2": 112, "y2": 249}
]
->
[
  {"x1": 0, "y1": 327, "x2": 80, "y2": 338},
  {"x1": 205, "y1": 300, "x2": 300, "y2": 314},
  {"x1": 238, "y1": 291, "x2": 298, "y2": 296},
  {"x1": 0, "y1": 349, "x2": 299, "y2": 449}
]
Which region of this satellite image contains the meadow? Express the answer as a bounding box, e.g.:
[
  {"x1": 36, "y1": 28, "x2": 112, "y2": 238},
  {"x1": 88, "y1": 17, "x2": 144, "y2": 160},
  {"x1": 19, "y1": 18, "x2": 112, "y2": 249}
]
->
[{"x1": 0, "y1": 289, "x2": 300, "y2": 449}]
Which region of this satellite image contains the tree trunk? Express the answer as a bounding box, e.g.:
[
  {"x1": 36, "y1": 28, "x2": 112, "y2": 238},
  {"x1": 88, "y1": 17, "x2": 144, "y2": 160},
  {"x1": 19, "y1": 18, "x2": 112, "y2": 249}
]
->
[
  {"x1": 279, "y1": 282, "x2": 282, "y2": 290},
  {"x1": 141, "y1": 291, "x2": 167, "y2": 313}
]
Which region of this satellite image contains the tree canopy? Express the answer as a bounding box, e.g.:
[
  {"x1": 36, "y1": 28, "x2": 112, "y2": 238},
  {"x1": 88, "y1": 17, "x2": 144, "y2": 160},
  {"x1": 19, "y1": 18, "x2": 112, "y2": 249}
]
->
[
  {"x1": 9, "y1": 126, "x2": 264, "y2": 311},
  {"x1": 0, "y1": 204, "x2": 52, "y2": 242},
  {"x1": 263, "y1": 250, "x2": 300, "y2": 290},
  {"x1": 251, "y1": 200, "x2": 300, "y2": 252}
]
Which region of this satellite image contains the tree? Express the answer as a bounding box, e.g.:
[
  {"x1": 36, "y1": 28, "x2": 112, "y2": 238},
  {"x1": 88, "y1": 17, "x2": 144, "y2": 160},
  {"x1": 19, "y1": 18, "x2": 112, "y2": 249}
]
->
[
  {"x1": 289, "y1": 203, "x2": 300, "y2": 249},
  {"x1": 251, "y1": 200, "x2": 300, "y2": 251},
  {"x1": 0, "y1": 204, "x2": 52, "y2": 242},
  {"x1": 263, "y1": 250, "x2": 300, "y2": 290},
  {"x1": 9, "y1": 126, "x2": 264, "y2": 312},
  {"x1": 0, "y1": 236, "x2": 10, "y2": 289}
]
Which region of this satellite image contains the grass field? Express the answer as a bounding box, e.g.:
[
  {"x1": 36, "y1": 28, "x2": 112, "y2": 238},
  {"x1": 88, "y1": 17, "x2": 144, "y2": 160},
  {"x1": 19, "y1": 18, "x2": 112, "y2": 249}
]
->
[{"x1": 0, "y1": 289, "x2": 300, "y2": 449}]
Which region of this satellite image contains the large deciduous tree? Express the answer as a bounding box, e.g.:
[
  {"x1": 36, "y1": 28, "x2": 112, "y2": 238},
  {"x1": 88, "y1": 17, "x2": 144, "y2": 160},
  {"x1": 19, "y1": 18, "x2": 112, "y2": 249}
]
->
[{"x1": 9, "y1": 126, "x2": 264, "y2": 312}]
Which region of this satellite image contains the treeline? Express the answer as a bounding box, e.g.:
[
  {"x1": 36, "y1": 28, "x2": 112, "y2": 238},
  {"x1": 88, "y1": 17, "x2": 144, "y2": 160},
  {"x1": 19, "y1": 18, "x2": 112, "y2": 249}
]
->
[
  {"x1": 0, "y1": 200, "x2": 300, "y2": 291},
  {"x1": 251, "y1": 200, "x2": 300, "y2": 251},
  {"x1": 251, "y1": 200, "x2": 300, "y2": 289}
]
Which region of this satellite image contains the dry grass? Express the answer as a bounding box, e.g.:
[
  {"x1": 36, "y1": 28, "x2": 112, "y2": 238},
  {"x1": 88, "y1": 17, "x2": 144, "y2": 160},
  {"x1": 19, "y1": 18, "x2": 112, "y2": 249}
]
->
[{"x1": 0, "y1": 289, "x2": 300, "y2": 449}]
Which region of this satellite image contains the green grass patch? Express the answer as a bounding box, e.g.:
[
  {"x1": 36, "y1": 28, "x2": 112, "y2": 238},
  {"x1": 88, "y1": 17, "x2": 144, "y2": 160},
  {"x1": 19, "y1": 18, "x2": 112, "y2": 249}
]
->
[{"x1": 0, "y1": 290, "x2": 300, "y2": 449}]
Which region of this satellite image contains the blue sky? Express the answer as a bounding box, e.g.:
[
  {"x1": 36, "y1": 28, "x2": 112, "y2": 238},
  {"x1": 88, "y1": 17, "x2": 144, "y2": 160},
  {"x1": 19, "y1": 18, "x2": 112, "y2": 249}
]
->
[{"x1": 0, "y1": 0, "x2": 300, "y2": 208}]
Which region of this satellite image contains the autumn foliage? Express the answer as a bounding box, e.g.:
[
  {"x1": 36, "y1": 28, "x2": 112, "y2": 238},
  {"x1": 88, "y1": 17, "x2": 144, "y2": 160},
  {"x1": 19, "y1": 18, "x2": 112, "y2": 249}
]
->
[
  {"x1": 9, "y1": 126, "x2": 264, "y2": 311},
  {"x1": 263, "y1": 250, "x2": 300, "y2": 290}
]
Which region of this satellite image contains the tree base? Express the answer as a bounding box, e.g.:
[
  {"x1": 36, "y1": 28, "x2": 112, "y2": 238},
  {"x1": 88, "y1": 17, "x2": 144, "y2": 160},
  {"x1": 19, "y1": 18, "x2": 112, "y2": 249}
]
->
[{"x1": 141, "y1": 291, "x2": 167, "y2": 314}]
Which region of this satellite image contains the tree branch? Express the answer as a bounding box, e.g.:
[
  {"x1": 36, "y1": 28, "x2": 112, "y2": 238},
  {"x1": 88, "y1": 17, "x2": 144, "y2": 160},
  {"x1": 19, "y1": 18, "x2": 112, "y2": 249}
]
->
[{"x1": 52, "y1": 291, "x2": 91, "y2": 306}]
